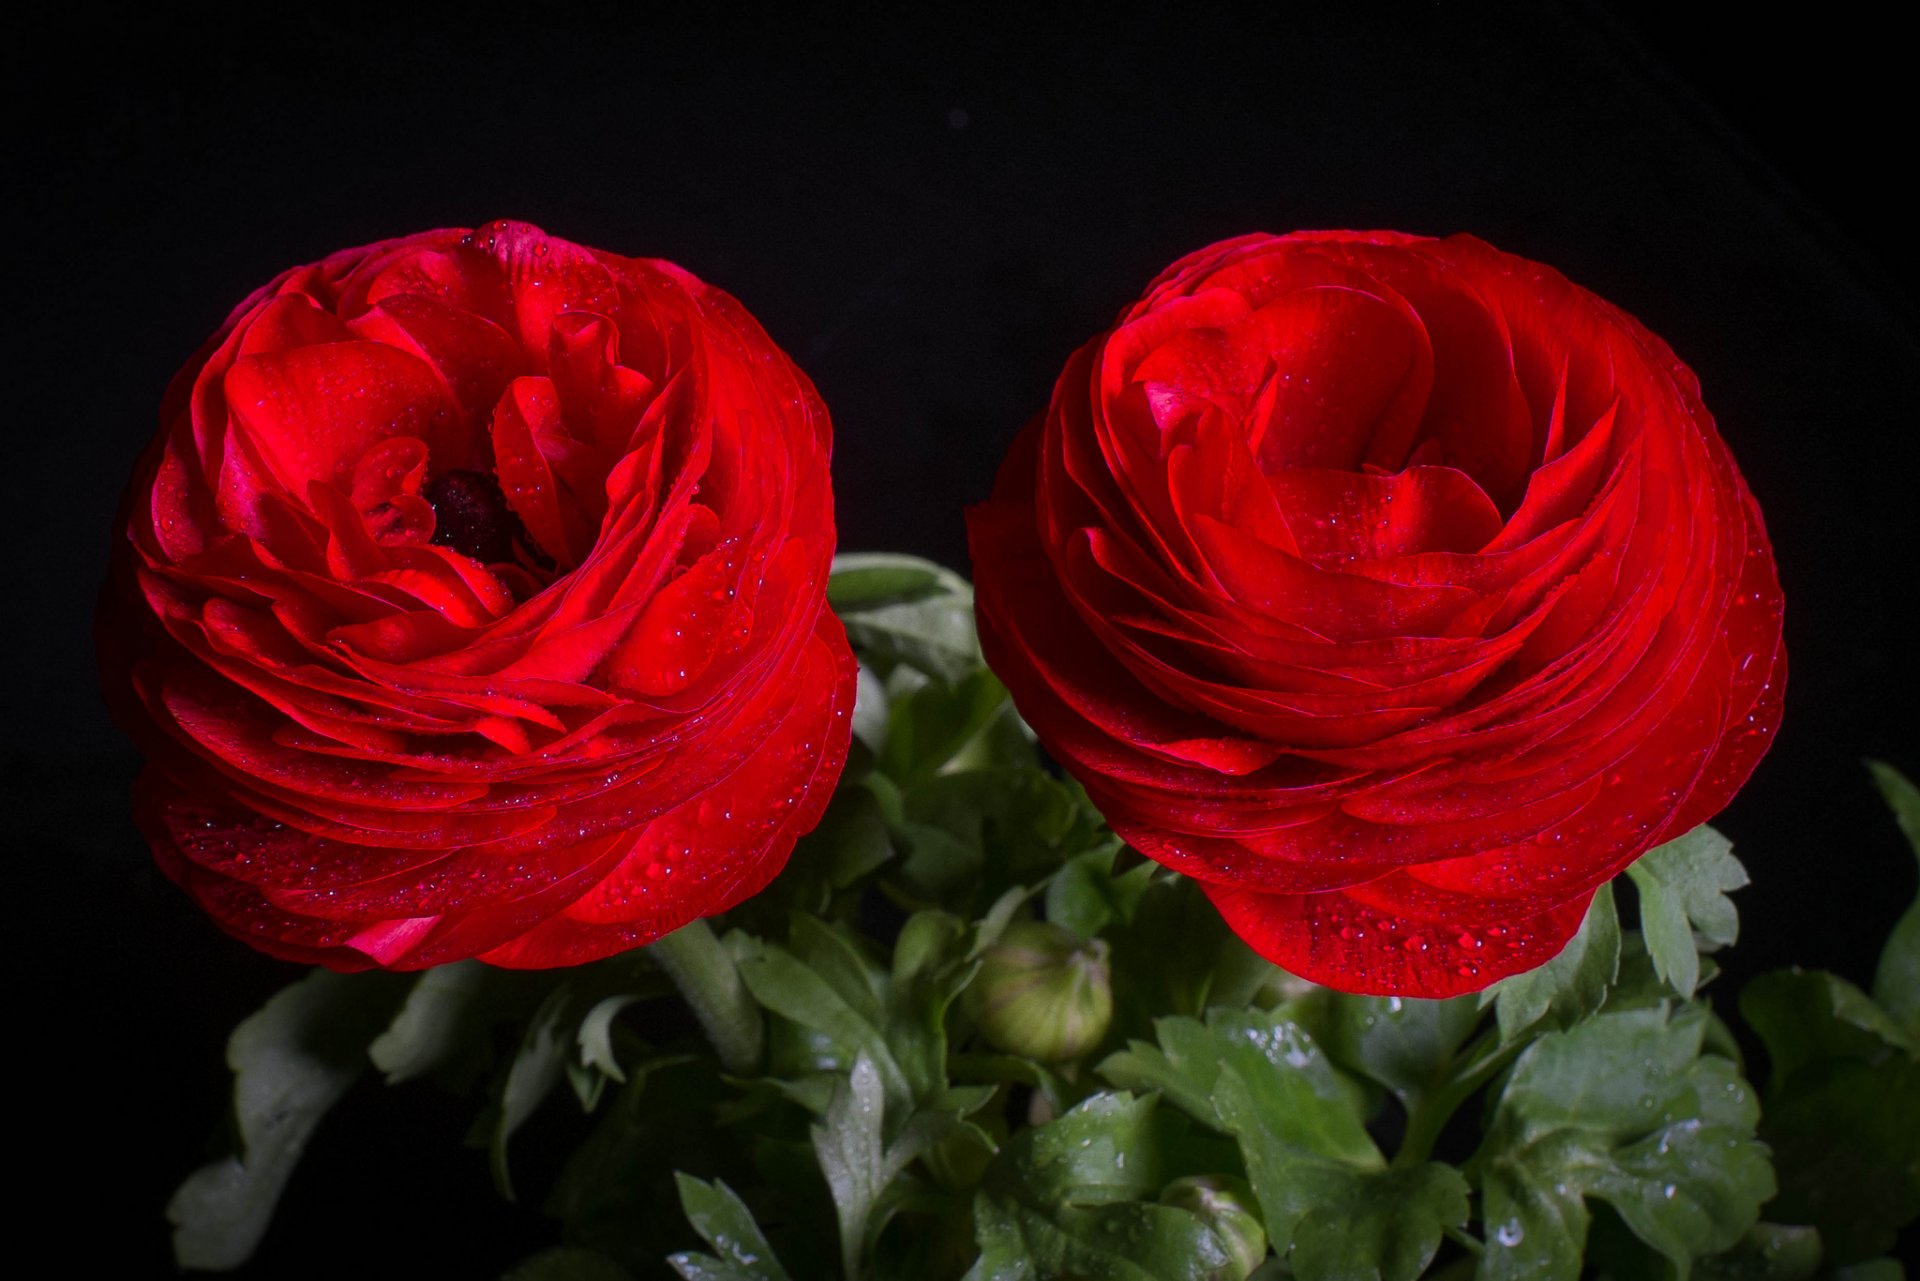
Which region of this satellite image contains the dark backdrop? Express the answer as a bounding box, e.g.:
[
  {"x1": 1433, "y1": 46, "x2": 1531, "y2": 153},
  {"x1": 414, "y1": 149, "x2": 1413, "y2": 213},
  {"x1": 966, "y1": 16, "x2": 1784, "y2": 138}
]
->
[{"x1": 8, "y1": 4, "x2": 1916, "y2": 1274}]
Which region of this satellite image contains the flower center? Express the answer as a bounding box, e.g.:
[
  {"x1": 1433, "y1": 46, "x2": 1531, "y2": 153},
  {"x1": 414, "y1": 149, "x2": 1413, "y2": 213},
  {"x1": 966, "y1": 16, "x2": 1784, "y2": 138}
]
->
[{"x1": 426, "y1": 469, "x2": 530, "y2": 566}]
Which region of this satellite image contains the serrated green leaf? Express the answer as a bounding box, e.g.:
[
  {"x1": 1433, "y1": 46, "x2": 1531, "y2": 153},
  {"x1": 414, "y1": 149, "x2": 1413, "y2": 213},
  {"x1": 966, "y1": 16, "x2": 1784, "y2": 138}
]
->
[
  {"x1": 1490, "y1": 883, "x2": 1621, "y2": 1040},
  {"x1": 669, "y1": 1174, "x2": 793, "y2": 1281},
  {"x1": 1868, "y1": 761, "x2": 1920, "y2": 1040},
  {"x1": 1626, "y1": 826, "x2": 1748, "y2": 998},
  {"x1": 1476, "y1": 1005, "x2": 1772, "y2": 1281},
  {"x1": 505, "y1": 1247, "x2": 635, "y2": 1280},
  {"x1": 1098, "y1": 1009, "x2": 1459, "y2": 1277},
  {"x1": 1100, "y1": 1011, "x2": 1373, "y2": 1165},
  {"x1": 1212, "y1": 1070, "x2": 1461, "y2": 1280},
  {"x1": 1695, "y1": 1222, "x2": 1822, "y2": 1280},
  {"x1": 168, "y1": 971, "x2": 407, "y2": 1270}
]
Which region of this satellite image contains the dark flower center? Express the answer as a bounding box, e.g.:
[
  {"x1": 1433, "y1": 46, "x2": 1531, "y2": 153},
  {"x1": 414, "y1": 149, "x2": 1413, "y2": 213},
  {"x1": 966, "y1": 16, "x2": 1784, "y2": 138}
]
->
[{"x1": 426, "y1": 469, "x2": 529, "y2": 565}]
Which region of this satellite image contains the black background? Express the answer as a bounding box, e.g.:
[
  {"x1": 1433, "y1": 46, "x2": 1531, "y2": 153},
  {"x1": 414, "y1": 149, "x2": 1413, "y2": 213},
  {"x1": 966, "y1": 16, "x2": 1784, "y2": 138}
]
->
[{"x1": 7, "y1": 3, "x2": 1917, "y2": 1275}]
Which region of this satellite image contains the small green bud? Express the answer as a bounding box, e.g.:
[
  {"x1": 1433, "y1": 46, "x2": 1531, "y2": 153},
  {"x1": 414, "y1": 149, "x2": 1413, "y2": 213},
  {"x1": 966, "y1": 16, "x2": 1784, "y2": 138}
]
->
[
  {"x1": 1159, "y1": 1175, "x2": 1268, "y2": 1280},
  {"x1": 964, "y1": 921, "x2": 1113, "y2": 1062}
]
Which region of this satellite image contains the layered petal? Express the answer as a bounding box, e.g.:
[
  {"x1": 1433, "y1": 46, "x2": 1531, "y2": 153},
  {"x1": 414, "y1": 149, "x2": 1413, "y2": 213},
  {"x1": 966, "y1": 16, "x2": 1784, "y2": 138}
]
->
[
  {"x1": 103, "y1": 220, "x2": 854, "y2": 970},
  {"x1": 968, "y1": 230, "x2": 1784, "y2": 998}
]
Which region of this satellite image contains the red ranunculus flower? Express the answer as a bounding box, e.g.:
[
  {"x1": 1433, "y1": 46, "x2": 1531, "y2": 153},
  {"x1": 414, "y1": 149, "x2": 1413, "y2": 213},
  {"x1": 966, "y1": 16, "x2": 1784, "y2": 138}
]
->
[
  {"x1": 102, "y1": 220, "x2": 855, "y2": 970},
  {"x1": 968, "y1": 231, "x2": 1783, "y2": 997}
]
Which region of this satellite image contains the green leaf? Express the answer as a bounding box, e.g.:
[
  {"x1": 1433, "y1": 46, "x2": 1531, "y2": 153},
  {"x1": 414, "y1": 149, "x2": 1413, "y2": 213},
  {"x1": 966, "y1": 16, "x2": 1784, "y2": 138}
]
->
[
  {"x1": 1000, "y1": 1092, "x2": 1176, "y2": 1202},
  {"x1": 1695, "y1": 1223, "x2": 1822, "y2": 1280},
  {"x1": 965, "y1": 1194, "x2": 1234, "y2": 1281},
  {"x1": 504, "y1": 1247, "x2": 636, "y2": 1281},
  {"x1": 1476, "y1": 1004, "x2": 1772, "y2": 1281},
  {"x1": 830, "y1": 553, "x2": 981, "y2": 683},
  {"x1": 1101, "y1": 1011, "x2": 1372, "y2": 1163},
  {"x1": 814, "y1": 1053, "x2": 888, "y2": 1280},
  {"x1": 1489, "y1": 882, "x2": 1621, "y2": 1041},
  {"x1": 168, "y1": 971, "x2": 407, "y2": 1270},
  {"x1": 829, "y1": 553, "x2": 966, "y2": 608},
  {"x1": 1626, "y1": 826, "x2": 1748, "y2": 998},
  {"x1": 1321, "y1": 991, "x2": 1484, "y2": 1104},
  {"x1": 1099, "y1": 1010, "x2": 1461, "y2": 1278},
  {"x1": 880, "y1": 667, "x2": 1012, "y2": 786},
  {"x1": 1103, "y1": 876, "x2": 1246, "y2": 1040},
  {"x1": 1740, "y1": 970, "x2": 1920, "y2": 1265},
  {"x1": 369, "y1": 961, "x2": 530, "y2": 1086},
  {"x1": 546, "y1": 1058, "x2": 731, "y2": 1269},
  {"x1": 967, "y1": 1093, "x2": 1235, "y2": 1280},
  {"x1": 740, "y1": 939, "x2": 912, "y2": 1116},
  {"x1": 1046, "y1": 844, "x2": 1152, "y2": 941},
  {"x1": 851, "y1": 662, "x2": 889, "y2": 754},
  {"x1": 668, "y1": 1174, "x2": 793, "y2": 1281},
  {"x1": 1868, "y1": 761, "x2": 1920, "y2": 1040},
  {"x1": 1212, "y1": 1070, "x2": 1462, "y2": 1281},
  {"x1": 578, "y1": 995, "x2": 643, "y2": 1084},
  {"x1": 1741, "y1": 969, "x2": 1911, "y2": 1085},
  {"x1": 491, "y1": 985, "x2": 575, "y2": 1201},
  {"x1": 1285, "y1": 1162, "x2": 1471, "y2": 1281}
]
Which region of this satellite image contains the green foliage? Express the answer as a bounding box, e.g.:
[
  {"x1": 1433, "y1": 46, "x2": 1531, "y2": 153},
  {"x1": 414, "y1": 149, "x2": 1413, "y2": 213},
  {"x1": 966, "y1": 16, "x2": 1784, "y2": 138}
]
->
[
  {"x1": 1475, "y1": 1004, "x2": 1773, "y2": 1280},
  {"x1": 667, "y1": 1175, "x2": 793, "y2": 1281},
  {"x1": 168, "y1": 970, "x2": 409, "y2": 1270},
  {"x1": 167, "y1": 563, "x2": 1920, "y2": 1280},
  {"x1": 965, "y1": 1094, "x2": 1235, "y2": 1281},
  {"x1": 1626, "y1": 826, "x2": 1748, "y2": 998},
  {"x1": 1868, "y1": 761, "x2": 1920, "y2": 1041}
]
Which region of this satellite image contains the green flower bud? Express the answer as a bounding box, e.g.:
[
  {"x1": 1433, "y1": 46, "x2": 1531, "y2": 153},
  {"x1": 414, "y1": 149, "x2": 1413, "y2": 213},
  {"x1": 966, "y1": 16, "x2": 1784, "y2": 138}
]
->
[
  {"x1": 964, "y1": 921, "x2": 1112, "y2": 1062},
  {"x1": 1159, "y1": 1175, "x2": 1267, "y2": 1280}
]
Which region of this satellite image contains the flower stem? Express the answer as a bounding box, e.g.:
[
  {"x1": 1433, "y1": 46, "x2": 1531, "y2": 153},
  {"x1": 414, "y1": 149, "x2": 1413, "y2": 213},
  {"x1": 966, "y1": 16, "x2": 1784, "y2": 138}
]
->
[
  {"x1": 1393, "y1": 1030, "x2": 1525, "y2": 1169},
  {"x1": 650, "y1": 919, "x2": 763, "y2": 1075}
]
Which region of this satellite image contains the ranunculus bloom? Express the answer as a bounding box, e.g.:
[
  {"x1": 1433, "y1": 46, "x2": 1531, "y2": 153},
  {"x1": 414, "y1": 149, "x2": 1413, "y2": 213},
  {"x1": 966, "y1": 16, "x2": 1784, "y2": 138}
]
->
[
  {"x1": 102, "y1": 220, "x2": 855, "y2": 970},
  {"x1": 968, "y1": 231, "x2": 1783, "y2": 997}
]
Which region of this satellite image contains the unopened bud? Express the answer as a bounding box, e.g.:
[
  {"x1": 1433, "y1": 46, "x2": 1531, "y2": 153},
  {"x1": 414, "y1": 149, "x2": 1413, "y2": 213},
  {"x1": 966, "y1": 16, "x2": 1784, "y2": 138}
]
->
[{"x1": 964, "y1": 922, "x2": 1113, "y2": 1062}]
